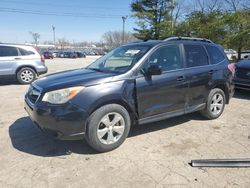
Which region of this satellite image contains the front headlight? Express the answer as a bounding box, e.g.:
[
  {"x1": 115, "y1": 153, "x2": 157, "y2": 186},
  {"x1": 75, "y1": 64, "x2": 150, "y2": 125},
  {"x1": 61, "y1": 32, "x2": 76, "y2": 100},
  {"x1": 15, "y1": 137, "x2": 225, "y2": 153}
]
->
[{"x1": 42, "y1": 86, "x2": 84, "y2": 104}]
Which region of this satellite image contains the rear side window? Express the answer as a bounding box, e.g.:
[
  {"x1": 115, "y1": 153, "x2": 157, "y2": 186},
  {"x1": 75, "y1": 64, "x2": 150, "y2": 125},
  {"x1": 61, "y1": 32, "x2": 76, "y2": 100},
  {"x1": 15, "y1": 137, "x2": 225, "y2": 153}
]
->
[
  {"x1": 18, "y1": 48, "x2": 35, "y2": 56},
  {"x1": 0, "y1": 46, "x2": 18, "y2": 57},
  {"x1": 184, "y1": 45, "x2": 209, "y2": 67},
  {"x1": 205, "y1": 45, "x2": 225, "y2": 64}
]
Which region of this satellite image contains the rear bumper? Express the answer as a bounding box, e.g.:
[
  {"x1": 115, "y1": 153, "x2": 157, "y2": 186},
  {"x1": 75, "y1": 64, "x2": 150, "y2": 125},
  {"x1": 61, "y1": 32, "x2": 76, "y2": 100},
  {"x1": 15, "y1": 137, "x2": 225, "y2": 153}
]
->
[
  {"x1": 37, "y1": 66, "x2": 48, "y2": 76},
  {"x1": 24, "y1": 97, "x2": 87, "y2": 140}
]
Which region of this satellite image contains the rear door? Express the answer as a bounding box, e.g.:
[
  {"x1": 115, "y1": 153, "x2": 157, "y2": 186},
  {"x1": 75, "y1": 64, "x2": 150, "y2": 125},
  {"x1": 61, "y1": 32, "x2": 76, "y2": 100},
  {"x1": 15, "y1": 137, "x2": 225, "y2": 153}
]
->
[
  {"x1": 136, "y1": 44, "x2": 188, "y2": 122},
  {"x1": 0, "y1": 46, "x2": 19, "y2": 75},
  {"x1": 183, "y1": 44, "x2": 212, "y2": 110}
]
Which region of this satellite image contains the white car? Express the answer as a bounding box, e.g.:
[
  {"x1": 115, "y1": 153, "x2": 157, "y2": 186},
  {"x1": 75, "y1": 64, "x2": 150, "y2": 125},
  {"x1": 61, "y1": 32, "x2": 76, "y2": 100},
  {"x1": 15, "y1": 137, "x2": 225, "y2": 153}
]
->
[
  {"x1": 224, "y1": 49, "x2": 237, "y2": 60},
  {"x1": 0, "y1": 44, "x2": 48, "y2": 84}
]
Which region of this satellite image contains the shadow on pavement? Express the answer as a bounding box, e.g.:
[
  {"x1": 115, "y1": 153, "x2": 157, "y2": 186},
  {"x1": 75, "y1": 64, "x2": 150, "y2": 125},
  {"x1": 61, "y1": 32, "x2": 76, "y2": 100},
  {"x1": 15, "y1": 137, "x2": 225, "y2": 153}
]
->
[
  {"x1": 9, "y1": 113, "x2": 203, "y2": 157},
  {"x1": 9, "y1": 117, "x2": 97, "y2": 157},
  {"x1": 233, "y1": 89, "x2": 250, "y2": 100},
  {"x1": 0, "y1": 80, "x2": 20, "y2": 86}
]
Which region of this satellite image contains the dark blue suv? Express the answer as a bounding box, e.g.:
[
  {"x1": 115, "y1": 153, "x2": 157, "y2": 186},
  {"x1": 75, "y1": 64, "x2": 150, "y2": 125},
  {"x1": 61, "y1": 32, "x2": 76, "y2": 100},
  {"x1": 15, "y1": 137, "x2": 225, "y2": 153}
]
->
[{"x1": 24, "y1": 37, "x2": 234, "y2": 152}]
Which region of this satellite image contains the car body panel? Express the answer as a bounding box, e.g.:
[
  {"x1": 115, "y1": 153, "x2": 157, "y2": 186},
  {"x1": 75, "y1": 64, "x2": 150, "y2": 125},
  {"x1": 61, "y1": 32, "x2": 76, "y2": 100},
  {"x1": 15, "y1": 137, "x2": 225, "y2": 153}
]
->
[
  {"x1": 234, "y1": 60, "x2": 250, "y2": 90},
  {"x1": 24, "y1": 39, "x2": 234, "y2": 140},
  {"x1": 0, "y1": 44, "x2": 47, "y2": 79}
]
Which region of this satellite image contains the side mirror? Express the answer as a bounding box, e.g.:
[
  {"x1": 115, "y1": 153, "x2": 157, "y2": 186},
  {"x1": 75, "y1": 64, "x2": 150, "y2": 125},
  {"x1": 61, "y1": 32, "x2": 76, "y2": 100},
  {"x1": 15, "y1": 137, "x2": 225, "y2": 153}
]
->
[{"x1": 148, "y1": 63, "x2": 162, "y2": 75}]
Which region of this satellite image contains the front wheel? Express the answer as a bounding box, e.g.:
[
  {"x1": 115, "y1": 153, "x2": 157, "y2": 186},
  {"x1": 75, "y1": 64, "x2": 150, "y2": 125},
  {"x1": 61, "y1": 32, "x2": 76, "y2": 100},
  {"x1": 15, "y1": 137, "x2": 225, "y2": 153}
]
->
[
  {"x1": 200, "y1": 88, "x2": 226, "y2": 119},
  {"x1": 85, "y1": 104, "x2": 131, "y2": 152}
]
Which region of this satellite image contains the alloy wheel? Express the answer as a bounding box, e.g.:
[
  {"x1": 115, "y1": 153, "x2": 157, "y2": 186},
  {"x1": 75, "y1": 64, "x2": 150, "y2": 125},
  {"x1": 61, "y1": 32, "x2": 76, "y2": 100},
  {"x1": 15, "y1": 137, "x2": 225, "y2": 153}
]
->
[
  {"x1": 210, "y1": 93, "x2": 224, "y2": 115},
  {"x1": 97, "y1": 112, "x2": 125, "y2": 145}
]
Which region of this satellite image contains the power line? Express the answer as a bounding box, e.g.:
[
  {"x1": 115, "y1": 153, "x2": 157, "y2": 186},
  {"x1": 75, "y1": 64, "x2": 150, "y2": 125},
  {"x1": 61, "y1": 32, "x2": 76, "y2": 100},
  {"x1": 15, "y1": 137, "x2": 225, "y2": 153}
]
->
[
  {"x1": 0, "y1": 7, "x2": 125, "y2": 19},
  {"x1": 0, "y1": 0, "x2": 128, "y2": 11}
]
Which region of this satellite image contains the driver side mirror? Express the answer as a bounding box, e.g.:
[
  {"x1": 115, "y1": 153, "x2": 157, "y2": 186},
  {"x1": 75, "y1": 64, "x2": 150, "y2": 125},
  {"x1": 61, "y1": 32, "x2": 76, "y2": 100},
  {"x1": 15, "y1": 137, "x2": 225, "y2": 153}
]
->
[{"x1": 147, "y1": 63, "x2": 162, "y2": 75}]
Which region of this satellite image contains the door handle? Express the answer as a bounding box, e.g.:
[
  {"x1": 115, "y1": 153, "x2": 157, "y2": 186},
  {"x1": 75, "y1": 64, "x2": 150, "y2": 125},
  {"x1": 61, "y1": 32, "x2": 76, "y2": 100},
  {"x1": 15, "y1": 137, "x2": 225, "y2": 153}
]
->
[
  {"x1": 177, "y1": 76, "x2": 185, "y2": 81},
  {"x1": 208, "y1": 70, "x2": 214, "y2": 74},
  {"x1": 14, "y1": 58, "x2": 21, "y2": 60}
]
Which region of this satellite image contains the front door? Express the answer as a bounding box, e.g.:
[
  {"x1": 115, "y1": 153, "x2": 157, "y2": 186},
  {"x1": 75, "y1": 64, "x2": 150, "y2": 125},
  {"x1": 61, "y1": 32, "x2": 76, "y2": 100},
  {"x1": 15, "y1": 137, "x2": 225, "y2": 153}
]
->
[{"x1": 135, "y1": 44, "x2": 188, "y2": 123}]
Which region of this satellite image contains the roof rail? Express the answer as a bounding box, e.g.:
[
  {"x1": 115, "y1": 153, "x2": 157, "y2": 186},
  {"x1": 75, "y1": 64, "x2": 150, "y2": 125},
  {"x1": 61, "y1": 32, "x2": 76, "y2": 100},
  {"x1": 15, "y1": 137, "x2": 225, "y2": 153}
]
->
[{"x1": 164, "y1": 36, "x2": 213, "y2": 43}]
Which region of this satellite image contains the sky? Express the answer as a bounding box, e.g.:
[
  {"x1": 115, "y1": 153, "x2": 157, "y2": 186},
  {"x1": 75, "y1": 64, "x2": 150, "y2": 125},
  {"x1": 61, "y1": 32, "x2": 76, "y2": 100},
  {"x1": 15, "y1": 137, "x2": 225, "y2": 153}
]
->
[{"x1": 0, "y1": 0, "x2": 136, "y2": 43}]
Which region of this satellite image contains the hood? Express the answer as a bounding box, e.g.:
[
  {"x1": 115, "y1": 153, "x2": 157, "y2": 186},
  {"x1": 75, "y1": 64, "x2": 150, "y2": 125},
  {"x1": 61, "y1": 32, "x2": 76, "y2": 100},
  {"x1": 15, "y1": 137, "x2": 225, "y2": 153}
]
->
[
  {"x1": 34, "y1": 68, "x2": 115, "y2": 92},
  {"x1": 236, "y1": 60, "x2": 250, "y2": 69}
]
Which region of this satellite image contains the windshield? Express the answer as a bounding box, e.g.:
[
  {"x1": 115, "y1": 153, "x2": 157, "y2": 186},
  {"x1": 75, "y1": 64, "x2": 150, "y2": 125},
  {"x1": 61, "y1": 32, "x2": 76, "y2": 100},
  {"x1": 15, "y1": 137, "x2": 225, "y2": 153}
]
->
[{"x1": 87, "y1": 45, "x2": 151, "y2": 73}]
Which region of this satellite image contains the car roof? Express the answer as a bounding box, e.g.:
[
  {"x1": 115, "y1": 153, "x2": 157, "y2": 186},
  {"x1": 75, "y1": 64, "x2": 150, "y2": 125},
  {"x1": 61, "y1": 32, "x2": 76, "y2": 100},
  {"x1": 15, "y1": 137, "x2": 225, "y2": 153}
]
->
[
  {"x1": 124, "y1": 37, "x2": 216, "y2": 48},
  {"x1": 0, "y1": 43, "x2": 35, "y2": 48}
]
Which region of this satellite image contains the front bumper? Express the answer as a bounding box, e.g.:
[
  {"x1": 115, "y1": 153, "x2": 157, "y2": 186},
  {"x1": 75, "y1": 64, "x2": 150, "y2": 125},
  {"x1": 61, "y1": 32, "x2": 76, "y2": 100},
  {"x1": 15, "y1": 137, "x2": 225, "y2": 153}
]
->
[
  {"x1": 24, "y1": 97, "x2": 87, "y2": 140},
  {"x1": 233, "y1": 78, "x2": 250, "y2": 91}
]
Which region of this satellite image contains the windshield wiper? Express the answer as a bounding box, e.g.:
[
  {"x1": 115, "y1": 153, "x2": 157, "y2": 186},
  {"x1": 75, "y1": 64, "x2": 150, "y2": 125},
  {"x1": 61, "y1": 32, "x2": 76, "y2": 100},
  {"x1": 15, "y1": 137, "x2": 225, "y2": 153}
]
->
[{"x1": 87, "y1": 68, "x2": 104, "y2": 72}]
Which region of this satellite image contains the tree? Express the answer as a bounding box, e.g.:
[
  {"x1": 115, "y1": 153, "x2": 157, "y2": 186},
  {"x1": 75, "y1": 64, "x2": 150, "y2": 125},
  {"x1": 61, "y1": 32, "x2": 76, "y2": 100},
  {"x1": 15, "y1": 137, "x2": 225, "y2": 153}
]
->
[
  {"x1": 131, "y1": 0, "x2": 179, "y2": 40},
  {"x1": 29, "y1": 32, "x2": 40, "y2": 46},
  {"x1": 223, "y1": 10, "x2": 250, "y2": 59},
  {"x1": 102, "y1": 31, "x2": 136, "y2": 50},
  {"x1": 57, "y1": 38, "x2": 69, "y2": 49}
]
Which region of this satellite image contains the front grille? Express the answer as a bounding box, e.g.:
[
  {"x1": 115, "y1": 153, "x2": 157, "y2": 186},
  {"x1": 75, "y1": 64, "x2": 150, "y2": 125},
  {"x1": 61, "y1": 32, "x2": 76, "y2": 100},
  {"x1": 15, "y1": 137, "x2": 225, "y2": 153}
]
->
[
  {"x1": 236, "y1": 68, "x2": 250, "y2": 80},
  {"x1": 27, "y1": 84, "x2": 42, "y2": 104}
]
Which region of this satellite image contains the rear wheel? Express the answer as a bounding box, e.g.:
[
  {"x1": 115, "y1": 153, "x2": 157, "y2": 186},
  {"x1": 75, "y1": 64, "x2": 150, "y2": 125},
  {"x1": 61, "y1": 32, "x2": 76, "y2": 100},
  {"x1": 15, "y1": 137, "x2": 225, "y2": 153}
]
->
[
  {"x1": 200, "y1": 88, "x2": 226, "y2": 119},
  {"x1": 85, "y1": 104, "x2": 131, "y2": 152},
  {"x1": 16, "y1": 67, "x2": 36, "y2": 84}
]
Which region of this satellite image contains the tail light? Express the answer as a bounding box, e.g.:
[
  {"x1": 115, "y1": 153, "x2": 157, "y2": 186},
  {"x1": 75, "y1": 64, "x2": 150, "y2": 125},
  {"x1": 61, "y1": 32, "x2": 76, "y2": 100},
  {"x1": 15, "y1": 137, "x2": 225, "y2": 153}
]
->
[
  {"x1": 34, "y1": 47, "x2": 45, "y2": 64},
  {"x1": 228, "y1": 63, "x2": 235, "y2": 76}
]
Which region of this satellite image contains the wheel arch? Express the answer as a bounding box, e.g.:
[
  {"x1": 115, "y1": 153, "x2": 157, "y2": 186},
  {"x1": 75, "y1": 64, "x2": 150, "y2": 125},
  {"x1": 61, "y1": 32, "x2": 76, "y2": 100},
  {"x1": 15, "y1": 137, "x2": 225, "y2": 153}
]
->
[
  {"x1": 211, "y1": 83, "x2": 229, "y2": 104},
  {"x1": 15, "y1": 65, "x2": 38, "y2": 76},
  {"x1": 84, "y1": 98, "x2": 138, "y2": 133}
]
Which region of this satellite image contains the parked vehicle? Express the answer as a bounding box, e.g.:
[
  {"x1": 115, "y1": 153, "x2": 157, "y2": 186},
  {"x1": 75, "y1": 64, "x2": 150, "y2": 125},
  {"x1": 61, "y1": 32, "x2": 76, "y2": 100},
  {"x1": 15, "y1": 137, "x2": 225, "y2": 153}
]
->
[
  {"x1": 0, "y1": 44, "x2": 47, "y2": 84},
  {"x1": 57, "y1": 51, "x2": 65, "y2": 58},
  {"x1": 76, "y1": 52, "x2": 86, "y2": 58},
  {"x1": 224, "y1": 49, "x2": 237, "y2": 61},
  {"x1": 234, "y1": 59, "x2": 250, "y2": 90},
  {"x1": 24, "y1": 37, "x2": 234, "y2": 152},
  {"x1": 43, "y1": 51, "x2": 53, "y2": 59}
]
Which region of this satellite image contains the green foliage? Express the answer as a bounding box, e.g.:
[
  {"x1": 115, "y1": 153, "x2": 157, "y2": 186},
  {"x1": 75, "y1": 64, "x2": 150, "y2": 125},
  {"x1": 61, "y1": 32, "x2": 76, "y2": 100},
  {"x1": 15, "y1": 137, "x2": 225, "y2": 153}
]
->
[
  {"x1": 131, "y1": 0, "x2": 174, "y2": 40},
  {"x1": 223, "y1": 10, "x2": 250, "y2": 54},
  {"x1": 131, "y1": 0, "x2": 250, "y2": 57}
]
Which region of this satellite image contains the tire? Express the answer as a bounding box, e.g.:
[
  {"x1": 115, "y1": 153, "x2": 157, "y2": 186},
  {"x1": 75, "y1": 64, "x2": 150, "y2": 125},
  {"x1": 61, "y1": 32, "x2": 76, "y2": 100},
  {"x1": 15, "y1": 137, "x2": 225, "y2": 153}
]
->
[
  {"x1": 16, "y1": 67, "x2": 36, "y2": 84},
  {"x1": 200, "y1": 88, "x2": 226, "y2": 119},
  {"x1": 85, "y1": 104, "x2": 131, "y2": 152}
]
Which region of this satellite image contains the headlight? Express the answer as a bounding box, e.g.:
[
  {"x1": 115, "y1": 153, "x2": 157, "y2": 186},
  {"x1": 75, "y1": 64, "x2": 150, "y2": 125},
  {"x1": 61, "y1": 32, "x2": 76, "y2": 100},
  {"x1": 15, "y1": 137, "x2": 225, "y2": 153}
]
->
[{"x1": 42, "y1": 86, "x2": 84, "y2": 104}]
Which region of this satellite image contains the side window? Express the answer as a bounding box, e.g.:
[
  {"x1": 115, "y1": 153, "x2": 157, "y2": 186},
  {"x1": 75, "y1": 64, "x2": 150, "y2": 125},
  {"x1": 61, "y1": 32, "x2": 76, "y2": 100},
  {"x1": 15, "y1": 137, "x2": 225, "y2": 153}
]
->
[
  {"x1": 147, "y1": 45, "x2": 182, "y2": 72},
  {"x1": 184, "y1": 45, "x2": 209, "y2": 67},
  {"x1": 205, "y1": 45, "x2": 225, "y2": 64},
  {"x1": 18, "y1": 48, "x2": 35, "y2": 56},
  {"x1": 0, "y1": 46, "x2": 18, "y2": 57}
]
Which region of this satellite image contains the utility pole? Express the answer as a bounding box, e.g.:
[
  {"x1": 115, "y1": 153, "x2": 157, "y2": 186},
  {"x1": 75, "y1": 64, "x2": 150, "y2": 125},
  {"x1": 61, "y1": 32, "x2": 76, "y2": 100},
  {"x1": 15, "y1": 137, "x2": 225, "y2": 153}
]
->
[
  {"x1": 52, "y1": 25, "x2": 56, "y2": 47},
  {"x1": 122, "y1": 16, "x2": 128, "y2": 44}
]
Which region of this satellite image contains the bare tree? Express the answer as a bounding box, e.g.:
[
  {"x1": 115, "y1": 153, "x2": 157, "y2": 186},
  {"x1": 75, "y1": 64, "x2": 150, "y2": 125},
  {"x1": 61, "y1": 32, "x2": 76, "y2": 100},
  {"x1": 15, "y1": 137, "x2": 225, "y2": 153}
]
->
[
  {"x1": 102, "y1": 31, "x2": 136, "y2": 49},
  {"x1": 29, "y1": 32, "x2": 40, "y2": 46},
  {"x1": 207, "y1": 0, "x2": 223, "y2": 12},
  {"x1": 57, "y1": 38, "x2": 69, "y2": 49}
]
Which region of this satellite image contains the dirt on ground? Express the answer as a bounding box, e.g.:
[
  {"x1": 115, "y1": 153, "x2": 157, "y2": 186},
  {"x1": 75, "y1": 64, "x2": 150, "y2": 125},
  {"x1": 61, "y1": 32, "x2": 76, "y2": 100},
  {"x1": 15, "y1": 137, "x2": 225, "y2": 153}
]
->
[{"x1": 0, "y1": 57, "x2": 249, "y2": 188}]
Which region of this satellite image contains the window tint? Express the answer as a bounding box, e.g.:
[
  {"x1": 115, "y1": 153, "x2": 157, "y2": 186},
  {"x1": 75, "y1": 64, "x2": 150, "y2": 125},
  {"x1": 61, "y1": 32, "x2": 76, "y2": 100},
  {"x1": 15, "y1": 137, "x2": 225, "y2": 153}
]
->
[
  {"x1": 18, "y1": 48, "x2": 35, "y2": 56},
  {"x1": 147, "y1": 45, "x2": 182, "y2": 72},
  {"x1": 205, "y1": 45, "x2": 225, "y2": 64},
  {"x1": 184, "y1": 45, "x2": 208, "y2": 67},
  {"x1": 0, "y1": 46, "x2": 18, "y2": 57}
]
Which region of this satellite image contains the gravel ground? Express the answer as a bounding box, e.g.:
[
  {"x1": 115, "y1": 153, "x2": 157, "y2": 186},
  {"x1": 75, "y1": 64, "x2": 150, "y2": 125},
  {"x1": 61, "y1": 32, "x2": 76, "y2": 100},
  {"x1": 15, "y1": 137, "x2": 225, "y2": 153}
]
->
[{"x1": 0, "y1": 57, "x2": 250, "y2": 188}]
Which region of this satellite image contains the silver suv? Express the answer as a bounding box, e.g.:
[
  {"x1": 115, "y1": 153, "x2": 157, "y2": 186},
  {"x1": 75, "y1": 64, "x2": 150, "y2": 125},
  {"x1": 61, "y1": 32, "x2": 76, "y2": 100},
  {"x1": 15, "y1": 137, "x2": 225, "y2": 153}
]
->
[{"x1": 0, "y1": 44, "x2": 48, "y2": 84}]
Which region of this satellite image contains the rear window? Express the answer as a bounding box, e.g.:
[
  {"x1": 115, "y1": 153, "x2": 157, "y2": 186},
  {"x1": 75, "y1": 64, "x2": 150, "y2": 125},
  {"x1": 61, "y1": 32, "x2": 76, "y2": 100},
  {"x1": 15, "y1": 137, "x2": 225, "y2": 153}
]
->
[
  {"x1": 184, "y1": 44, "x2": 209, "y2": 67},
  {"x1": 0, "y1": 46, "x2": 18, "y2": 57},
  {"x1": 205, "y1": 45, "x2": 225, "y2": 64},
  {"x1": 18, "y1": 48, "x2": 35, "y2": 56}
]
